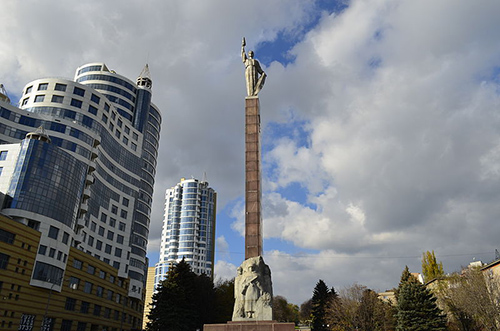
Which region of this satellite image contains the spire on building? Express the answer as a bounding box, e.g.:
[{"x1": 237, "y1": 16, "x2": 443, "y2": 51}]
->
[
  {"x1": 137, "y1": 64, "x2": 152, "y2": 89},
  {"x1": 0, "y1": 84, "x2": 11, "y2": 103}
]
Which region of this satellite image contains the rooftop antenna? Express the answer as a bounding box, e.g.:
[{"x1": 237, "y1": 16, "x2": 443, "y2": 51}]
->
[{"x1": 202, "y1": 171, "x2": 208, "y2": 183}]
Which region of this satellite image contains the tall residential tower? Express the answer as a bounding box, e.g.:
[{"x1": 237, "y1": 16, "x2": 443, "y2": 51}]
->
[
  {"x1": 0, "y1": 62, "x2": 161, "y2": 300},
  {"x1": 154, "y1": 178, "x2": 216, "y2": 287}
]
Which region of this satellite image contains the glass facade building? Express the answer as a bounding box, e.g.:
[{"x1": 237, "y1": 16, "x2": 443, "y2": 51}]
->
[
  {"x1": 0, "y1": 62, "x2": 161, "y2": 300},
  {"x1": 154, "y1": 178, "x2": 216, "y2": 287}
]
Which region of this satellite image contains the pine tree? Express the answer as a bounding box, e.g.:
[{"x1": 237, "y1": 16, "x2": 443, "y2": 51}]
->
[
  {"x1": 311, "y1": 279, "x2": 330, "y2": 331},
  {"x1": 421, "y1": 250, "x2": 444, "y2": 282},
  {"x1": 396, "y1": 268, "x2": 446, "y2": 331},
  {"x1": 146, "y1": 259, "x2": 214, "y2": 331}
]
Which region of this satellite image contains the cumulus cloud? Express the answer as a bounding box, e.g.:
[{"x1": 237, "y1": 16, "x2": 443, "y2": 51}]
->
[{"x1": 2, "y1": 0, "x2": 500, "y2": 305}]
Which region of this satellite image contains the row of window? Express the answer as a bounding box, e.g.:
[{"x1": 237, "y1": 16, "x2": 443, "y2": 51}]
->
[
  {"x1": 25, "y1": 82, "x2": 101, "y2": 105},
  {"x1": 71, "y1": 258, "x2": 125, "y2": 288}
]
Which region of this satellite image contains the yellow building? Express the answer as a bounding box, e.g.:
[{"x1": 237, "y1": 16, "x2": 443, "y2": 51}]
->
[
  {"x1": 142, "y1": 266, "x2": 156, "y2": 330},
  {"x1": 0, "y1": 214, "x2": 144, "y2": 331}
]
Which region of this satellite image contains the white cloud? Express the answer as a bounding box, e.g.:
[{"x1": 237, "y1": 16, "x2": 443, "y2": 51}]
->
[
  {"x1": 2, "y1": 0, "x2": 500, "y2": 306},
  {"x1": 214, "y1": 260, "x2": 237, "y2": 283}
]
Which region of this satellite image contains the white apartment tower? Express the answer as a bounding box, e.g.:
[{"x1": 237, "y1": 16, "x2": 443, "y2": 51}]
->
[{"x1": 154, "y1": 178, "x2": 216, "y2": 286}]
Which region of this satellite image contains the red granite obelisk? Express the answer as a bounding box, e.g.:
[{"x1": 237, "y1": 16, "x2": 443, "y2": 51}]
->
[{"x1": 245, "y1": 96, "x2": 263, "y2": 260}]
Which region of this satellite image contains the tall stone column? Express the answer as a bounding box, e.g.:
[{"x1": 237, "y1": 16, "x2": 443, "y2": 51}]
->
[{"x1": 245, "y1": 96, "x2": 263, "y2": 260}]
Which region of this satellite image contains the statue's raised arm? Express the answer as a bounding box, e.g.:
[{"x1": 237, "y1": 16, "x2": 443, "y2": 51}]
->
[{"x1": 241, "y1": 37, "x2": 266, "y2": 97}]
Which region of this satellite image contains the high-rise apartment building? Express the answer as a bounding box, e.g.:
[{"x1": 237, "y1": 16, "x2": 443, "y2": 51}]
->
[
  {"x1": 154, "y1": 178, "x2": 216, "y2": 287},
  {"x1": 0, "y1": 62, "x2": 161, "y2": 302}
]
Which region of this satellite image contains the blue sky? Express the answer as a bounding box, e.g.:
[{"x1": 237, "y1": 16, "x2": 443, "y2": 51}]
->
[{"x1": 2, "y1": 0, "x2": 500, "y2": 305}]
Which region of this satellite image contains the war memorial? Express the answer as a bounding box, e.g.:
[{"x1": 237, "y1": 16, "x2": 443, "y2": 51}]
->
[{"x1": 203, "y1": 39, "x2": 295, "y2": 331}]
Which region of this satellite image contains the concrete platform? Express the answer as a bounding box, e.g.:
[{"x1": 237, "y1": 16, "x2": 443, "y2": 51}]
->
[{"x1": 204, "y1": 320, "x2": 295, "y2": 331}]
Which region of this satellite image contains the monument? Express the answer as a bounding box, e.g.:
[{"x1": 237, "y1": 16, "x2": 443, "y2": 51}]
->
[{"x1": 204, "y1": 39, "x2": 294, "y2": 331}]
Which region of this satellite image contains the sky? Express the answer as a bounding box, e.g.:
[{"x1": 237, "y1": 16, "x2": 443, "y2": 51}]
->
[{"x1": 2, "y1": 0, "x2": 500, "y2": 305}]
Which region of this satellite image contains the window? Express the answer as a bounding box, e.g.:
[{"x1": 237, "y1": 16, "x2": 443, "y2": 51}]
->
[
  {"x1": 0, "y1": 228, "x2": 15, "y2": 243},
  {"x1": 21, "y1": 98, "x2": 29, "y2": 106},
  {"x1": 119, "y1": 222, "x2": 126, "y2": 231},
  {"x1": 83, "y1": 281, "x2": 93, "y2": 294},
  {"x1": 64, "y1": 297, "x2": 76, "y2": 311},
  {"x1": 107, "y1": 231, "x2": 114, "y2": 240},
  {"x1": 124, "y1": 126, "x2": 130, "y2": 134},
  {"x1": 91, "y1": 94, "x2": 100, "y2": 104},
  {"x1": 104, "y1": 103, "x2": 110, "y2": 112},
  {"x1": 57, "y1": 251, "x2": 62, "y2": 260},
  {"x1": 49, "y1": 248, "x2": 55, "y2": 258},
  {"x1": 123, "y1": 136, "x2": 128, "y2": 145},
  {"x1": 102, "y1": 114, "x2": 108, "y2": 123},
  {"x1": 115, "y1": 130, "x2": 121, "y2": 138},
  {"x1": 96, "y1": 240, "x2": 102, "y2": 250},
  {"x1": 48, "y1": 226, "x2": 59, "y2": 239},
  {"x1": 109, "y1": 275, "x2": 115, "y2": 284},
  {"x1": 98, "y1": 226, "x2": 105, "y2": 236},
  {"x1": 111, "y1": 112, "x2": 116, "y2": 120},
  {"x1": 88, "y1": 105, "x2": 97, "y2": 115},
  {"x1": 117, "y1": 235, "x2": 124, "y2": 244},
  {"x1": 122, "y1": 197, "x2": 129, "y2": 207},
  {"x1": 117, "y1": 119, "x2": 123, "y2": 127},
  {"x1": 73, "y1": 259, "x2": 83, "y2": 269},
  {"x1": 105, "y1": 244, "x2": 112, "y2": 254},
  {"x1": 51, "y1": 95, "x2": 63, "y2": 103},
  {"x1": 96, "y1": 286, "x2": 103, "y2": 297},
  {"x1": 100, "y1": 213, "x2": 107, "y2": 223},
  {"x1": 71, "y1": 98, "x2": 82, "y2": 108},
  {"x1": 91, "y1": 221, "x2": 96, "y2": 232},
  {"x1": 115, "y1": 248, "x2": 122, "y2": 258},
  {"x1": 132, "y1": 132, "x2": 138, "y2": 140},
  {"x1": 77, "y1": 322, "x2": 87, "y2": 331},
  {"x1": 104, "y1": 307, "x2": 111, "y2": 318},
  {"x1": 93, "y1": 305, "x2": 101, "y2": 316},
  {"x1": 26, "y1": 86, "x2": 33, "y2": 94},
  {"x1": 111, "y1": 205, "x2": 118, "y2": 215},
  {"x1": 60, "y1": 319, "x2": 72, "y2": 331},
  {"x1": 107, "y1": 290, "x2": 114, "y2": 300},
  {"x1": 55, "y1": 83, "x2": 66, "y2": 91},
  {"x1": 34, "y1": 95, "x2": 44, "y2": 103},
  {"x1": 87, "y1": 265, "x2": 95, "y2": 275},
  {"x1": 109, "y1": 122, "x2": 114, "y2": 131},
  {"x1": 80, "y1": 301, "x2": 90, "y2": 314},
  {"x1": 131, "y1": 142, "x2": 137, "y2": 151},
  {"x1": 62, "y1": 232, "x2": 69, "y2": 245},
  {"x1": 73, "y1": 86, "x2": 85, "y2": 97},
  {"x1": 0, "y1": 253, "x2": 9, "y2": 269},
  {"x1": 120, "y1": 210, "x2": 127, "y2": 218},
  {"x1": 99, "y1": 270, "x2": 106, "y2": 279},
  {"x1": 68, "y1": 276, "x2": 79, "y2": 290},
  {"x1": 38, "y1": 245, "x2": 47, "y2": 255},
  {"x1": 38, "y1": 83, "x2": 48, "y2": 91},
  {"x1": 88, "y1": 236, "x2": 94, "y2": 246},
  {"x1": 109, "y1": 218, "x2": 116, "y2": 227},
  {"x1": 113, "y1": 261, "x2": 120, "y2": 269}
]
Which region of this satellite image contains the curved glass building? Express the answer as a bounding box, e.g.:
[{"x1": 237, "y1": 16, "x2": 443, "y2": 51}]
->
[
  {"x1": 154, "y1": 177, "x2": 216, "y2": 288},
  {"x1": 0, "y1": 63, "x2": 161, "y2": 300}
]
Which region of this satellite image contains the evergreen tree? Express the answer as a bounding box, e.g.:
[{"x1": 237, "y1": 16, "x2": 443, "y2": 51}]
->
[
  {"x1": 396, "y1": 268, "x2": 446, "y2": 331},
  {"x1": 421, "y1": 250, "x2": 444, "y2": 282},
  {"x1": 213, "y1": 278, "x2": 235, "y2": 323},
  {"x1": 146, "y1": 259, "x2": 215, "y2": 331},
  {"x1": 311, "y1": 279, "x2": 330, "y2": 331}
]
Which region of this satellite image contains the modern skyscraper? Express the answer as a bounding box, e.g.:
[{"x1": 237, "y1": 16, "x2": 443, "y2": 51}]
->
[
  {"x1": 0, "y1": 62, "x2": 161, "y2": 302},
  {"x1": 154, "y1": 178, "x2": 216, "y2": 287}
]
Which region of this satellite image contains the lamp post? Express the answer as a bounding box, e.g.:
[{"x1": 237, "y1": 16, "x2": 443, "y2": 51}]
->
[{"x1": 41, "y1": 280, "x2": 59, "y2": 331}]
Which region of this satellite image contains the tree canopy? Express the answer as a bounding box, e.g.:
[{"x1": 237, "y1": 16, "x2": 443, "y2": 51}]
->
[
  {"x1": 396, "y1": 267, "x2": 446, "y2": 331},
  {"x1": 421, "y1": 250, "x2": 444, "y2": 282},
  {"x1": 146, "y1": 259, "x2": 218, "y2": 331}
]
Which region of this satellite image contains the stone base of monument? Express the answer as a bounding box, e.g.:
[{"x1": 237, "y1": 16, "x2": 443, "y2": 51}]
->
[{"x1": 203, "y1": 320, "x2": 295, "y2": 331}]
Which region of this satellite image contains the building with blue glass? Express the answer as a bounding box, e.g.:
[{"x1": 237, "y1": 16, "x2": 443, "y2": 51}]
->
[
  {"x1": 154, "y1": 178, "x2": 216, "y2": 288},
  {"x1": 0, "y1": 62, "x2": 161, "y2": 305}
]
